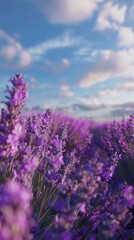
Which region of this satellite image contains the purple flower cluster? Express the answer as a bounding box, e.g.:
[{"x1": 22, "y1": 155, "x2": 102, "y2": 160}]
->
[
  {"x1": 101, "y1": 115, "x2": 134, "y2": 185},
  {"x1": 0, "y1": 180, "x2": 34, "y2": 240},
  {"x1": 0, "y1": 74, "x2": 134, "y2": 240}
]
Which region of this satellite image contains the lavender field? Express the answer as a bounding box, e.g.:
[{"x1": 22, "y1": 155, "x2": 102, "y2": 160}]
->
[{"x1": 0, "y1": 74, "x2": 134, "y2": 240}]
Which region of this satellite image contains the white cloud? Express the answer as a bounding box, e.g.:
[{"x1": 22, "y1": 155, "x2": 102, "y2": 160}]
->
[
  {"x1": 75, "y1": 80, "x2": 134, "y2": 113},
  {"x1": 76, "y1": 96, "x2": 101, "y2": 107},
  {"x1": 81, "y1": 79, "x2": 134, "y2": 108},
  {"x1": 60, "y1": 91, "x2": 74, "y2": 98},
  {"x1": 0, "y1": 45, "x2": 17, "y2": 60},
  {"x1": 28, "y1": 31, "x2": 84, "y2": 60},
  {"x1": 41, "y1": 103, "x2": 52, "y2": 109},
  {"x1": 72, "y1": 100, "x2": 134, "y2": 121},
  {"x1": 59, "y1": 83, "x2": 74, "y2": 98},
  {"x1": 0, "y1": 29, "x2": 23, "y2": 53},
  {"x1": 74, "y1": 47, "x2": 91, "y2": 57},
  {"x1": 118, "y1": 26, "x2": 134, "y2": 47},
  {"x1": 74, "y1": 46, "x2": 94, "y2": 60},
  {"x1": 73, "y1": 46, "x2": 98, "y2": 62},
  {"x1": 60, "y1": 84, "x2": 70, "y2": 92},
  {"x1": 0, "y1": 29, "x2": 18, "y2": 45},
  {"x1": 115, "y1": 79, "x2": 134, "y2": 92},
  {"x1": 18, "y1": 51, "x2": 32, "y2": 67},
  {"x1": 79, "y1": 49, "x2": 134, "y2": 88},
  {"x1": 129, "y1": 5, "x2": 134, "y2": 22},
  {"x1": 0, "y1": 29, "x2": 32, "y2": 68},
  {"x1": 95, "y1": 2, "x2": 127, "y2": 31},
  {"x1": 97, "y1": 89, "x2": 120, "y2": 98},
  {"x1": 95, "y1": 80, "x2": 134, "y2": 100},
  {"x1": 61, "y1": 58, "x2": 69, "y2": 67},
  {"x1": 34, "y1": 0, "x2": 103, "y2": 24}
]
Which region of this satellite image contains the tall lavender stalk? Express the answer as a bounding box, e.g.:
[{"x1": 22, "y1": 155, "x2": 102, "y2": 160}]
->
[{"x1": 0, "y1": 74, "x2": 27, "y2": 160}]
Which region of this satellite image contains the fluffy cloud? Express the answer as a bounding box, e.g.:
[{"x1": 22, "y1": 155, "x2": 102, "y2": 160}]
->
[
  {"x1": 77, "y1": 78, "x2": 134, "y2": 115},
  {"x1": 79, "y1": 49, "x2": 134, "y2": 88},
  {"x1": 28, "y1": 31, "x2": 84, "y2": 60},
  {"x1": 74, "y1": 47, "x2": 91, "y2": 57},
  {"x1": 118, "y1": 27, "x2": 134, "y2": 47},
  {"x1": 122, "y1": 81, "x2": 134, "y2": 91},
  {"x1": 73, "y1": 46, "x2": 97, "y2": 62},
  {"x1": 33, "y1": 0, "x2": 103, "y2": 24},
  {"x1": 0, "y1": 29, "x2": 32, "y2": 68},
  {"x1": 110, "y1": 78, "x2": 134, "y2": 93},
  {"x1": 0, "y1": 29, "x2": 19, "y2": 45},
  {"x1": 60, "y1": 91, "x2": 74, "y2": 98},
  {"x1": 73, "y1": 103, "x2": 111, "y2": 112},
  {"x1": 48, "y1": 100, "x2": 131, "y2": 121},
  {"x1": 68, "y1": 101, "x2": 133, "y2": 115},
  {"x1": 95, "y1": 2, "x2": 127, "y2": 31},
  {"x1": 129, "y1": 5, "x2": 134, "y2": 21},
  {"x1": 0, "y1": 29, "x2": 23, "y2": 60},
  {"x1": 59, "y1": 83, "x2": 74, "y2": 98},
  {"x1": 60, "y1": 84, "x2": 70, "y2": 92},
  {"x1": 0, "y1": 45, "x2": 17, "y2": 60},
  {"x1": 61, "y1": 58, "x2": 69, "y2": 67},
  {"x1": 96, "y1": 80, "x2": 134, "y2": 99},
  {"x1": 75, "y1": 96, "x2": 105, "y2": 110},
  {"x1": 97, "y1": 89, "x2": 120, "y2": 98},
  {"x1": 18, "y1": 51, "x2": 32, "y2": 67}
]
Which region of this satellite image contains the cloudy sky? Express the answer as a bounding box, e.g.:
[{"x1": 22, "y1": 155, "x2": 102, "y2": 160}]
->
[{"x1": 0, "y1": 0, "x2": 134, "y2": 121}]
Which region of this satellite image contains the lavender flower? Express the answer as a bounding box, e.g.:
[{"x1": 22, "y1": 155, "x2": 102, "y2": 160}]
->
[
  {"x1": 0, "y1": 180, "x2": 35, "y2": 240},
  {"x1": 0, "y1": 75, "x2": 133, "y2": 240},
  {"x1": 0, "y1": 74, "x2": 27, "y2": 159}
]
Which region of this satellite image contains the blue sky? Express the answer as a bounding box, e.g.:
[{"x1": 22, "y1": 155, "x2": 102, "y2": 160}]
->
[{"x1": 0, "y1": 0, "x2": 134, "y2": 121}]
